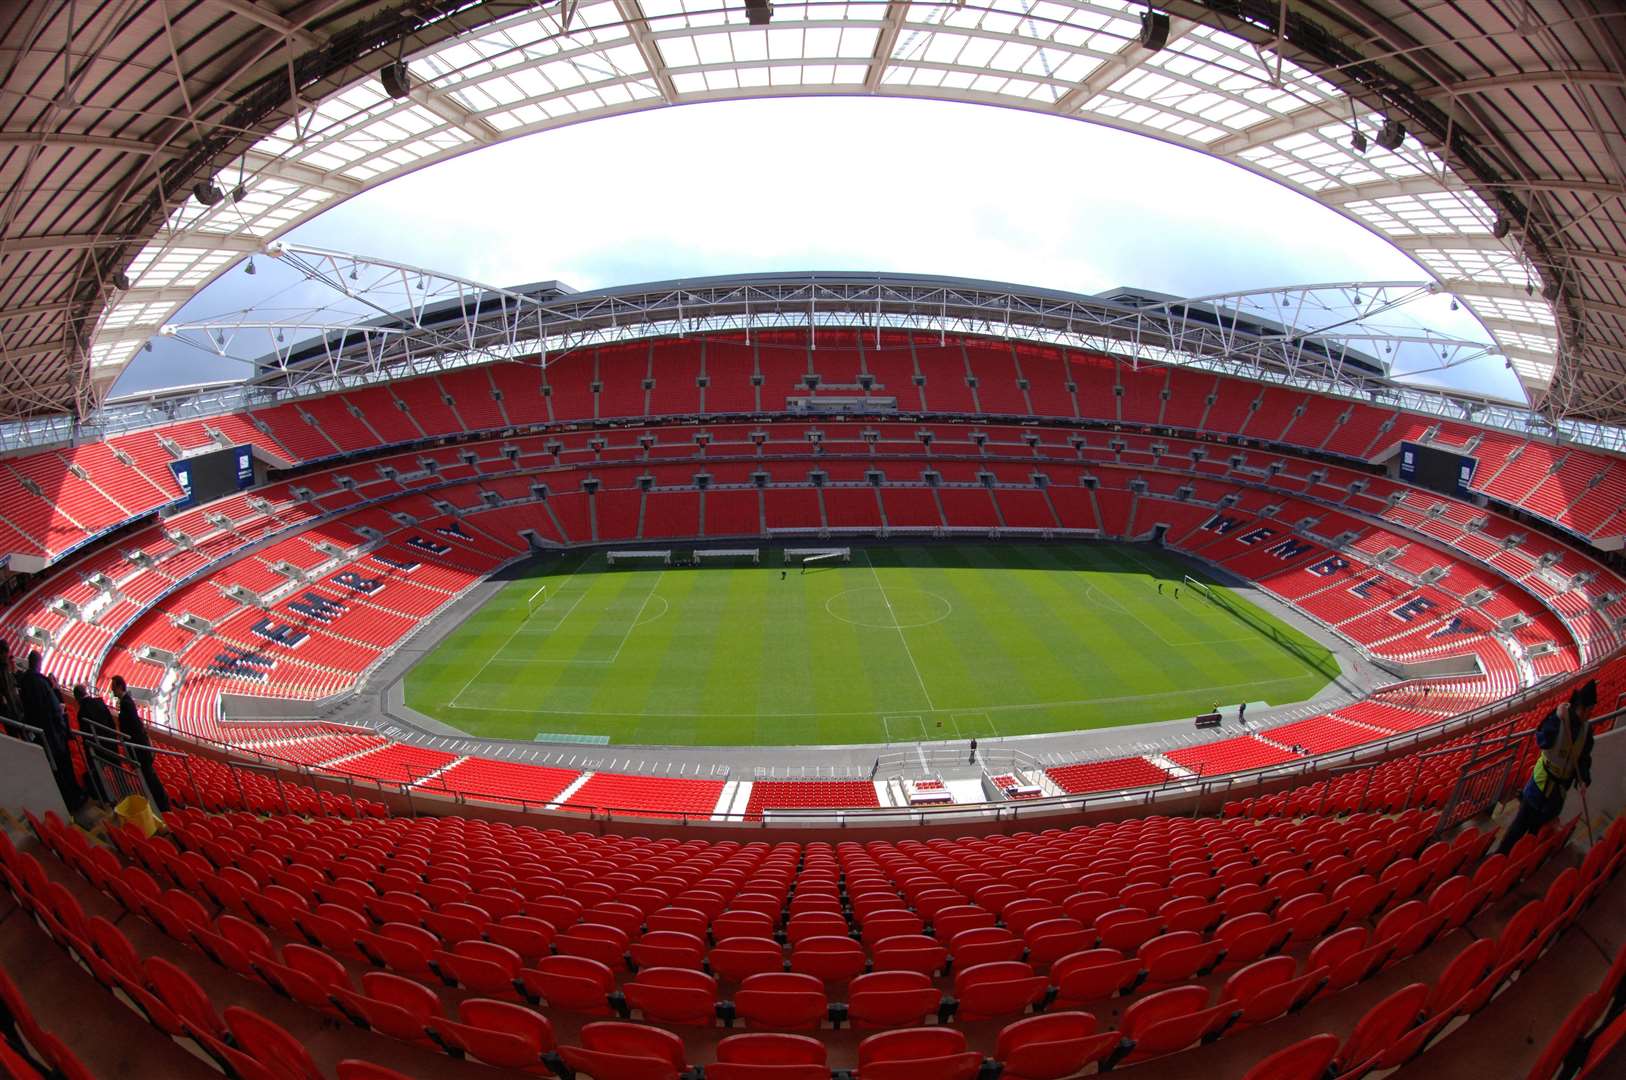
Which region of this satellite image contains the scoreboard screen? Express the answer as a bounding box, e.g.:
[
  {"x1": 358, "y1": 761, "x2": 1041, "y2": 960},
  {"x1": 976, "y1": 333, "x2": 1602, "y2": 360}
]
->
[
  {"x1": 1398, "y1": 440, "x2": 1477, "y2": 498},
  {"x1": 170, "y1": 445, "x2": 254, "y2": 508}
]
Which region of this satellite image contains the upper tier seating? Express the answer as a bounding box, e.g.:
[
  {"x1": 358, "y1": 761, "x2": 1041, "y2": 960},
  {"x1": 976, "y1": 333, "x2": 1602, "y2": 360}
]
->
[{"x1": 4, "y1": 332, "x2": 1626, "y2": 568}]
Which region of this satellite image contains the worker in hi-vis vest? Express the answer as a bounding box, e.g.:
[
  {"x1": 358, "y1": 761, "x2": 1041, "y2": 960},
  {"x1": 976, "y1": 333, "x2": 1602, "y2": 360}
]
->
[{"x1": 1496, "y1": 679, "x2": 1596, "y2": 856}]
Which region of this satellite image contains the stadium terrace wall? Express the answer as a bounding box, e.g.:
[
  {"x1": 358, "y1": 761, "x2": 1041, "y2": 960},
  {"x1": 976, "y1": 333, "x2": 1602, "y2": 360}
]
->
[
  {"x1": 3, "y1": 330, "x2": 1626, "y2": 573},
  {"x1": 148, "y1": 650, "x2": 1625, "y2": 836}
]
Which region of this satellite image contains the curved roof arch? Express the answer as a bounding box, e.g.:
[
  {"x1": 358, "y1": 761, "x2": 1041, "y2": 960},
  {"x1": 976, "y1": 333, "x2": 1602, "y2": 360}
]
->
[{"x1": 2, "y1": 0, "x2": 1622, "y2": 425}]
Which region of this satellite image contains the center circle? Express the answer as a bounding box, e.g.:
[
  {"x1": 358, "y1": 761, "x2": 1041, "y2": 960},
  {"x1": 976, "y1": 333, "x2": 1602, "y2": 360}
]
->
[{"x1": 825, "y1": 587, "x2": 953, "y2": 630}]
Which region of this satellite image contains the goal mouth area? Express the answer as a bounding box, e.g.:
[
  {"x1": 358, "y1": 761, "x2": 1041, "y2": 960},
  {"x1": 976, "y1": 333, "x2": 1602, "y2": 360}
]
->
[{"x1": 787, "y1": 547, "x2": 851, "y2": 567}]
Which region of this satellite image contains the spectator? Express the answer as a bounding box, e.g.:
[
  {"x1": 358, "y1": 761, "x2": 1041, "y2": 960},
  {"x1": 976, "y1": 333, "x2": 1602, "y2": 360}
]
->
[
  {"x1": 73, "y1": 684, "x2": 120, "y2": 803},
  {"x1": 18, "y1": 651, "x2": 84, "y2": 811},
  {"x1": 1497, "y1": 682, "x2": 1595, "y2": 856},
  {"x1": 0, "y1": 640, "x2": 24, "y2": 738},
  {"x1": 111, "y1": 675, "x2": 170, "y2": 812}
]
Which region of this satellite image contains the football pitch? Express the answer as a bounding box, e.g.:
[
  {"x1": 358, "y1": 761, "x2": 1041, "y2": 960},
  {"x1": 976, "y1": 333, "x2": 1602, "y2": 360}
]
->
[{"x1": 402, "y1": 543, "x2": 1339, "y2": 746}]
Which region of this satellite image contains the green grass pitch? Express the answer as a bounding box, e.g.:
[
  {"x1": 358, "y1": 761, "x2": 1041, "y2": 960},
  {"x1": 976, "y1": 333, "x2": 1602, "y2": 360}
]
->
[{"x1": 402, "y1": 543, "x2": 1338, "y2": 746}]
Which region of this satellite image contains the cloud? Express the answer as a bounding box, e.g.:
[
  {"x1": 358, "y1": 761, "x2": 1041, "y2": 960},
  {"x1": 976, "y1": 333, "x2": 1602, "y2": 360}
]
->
[{"x1": 114, "y1": 96, "x2": 1520, "y2": 400}]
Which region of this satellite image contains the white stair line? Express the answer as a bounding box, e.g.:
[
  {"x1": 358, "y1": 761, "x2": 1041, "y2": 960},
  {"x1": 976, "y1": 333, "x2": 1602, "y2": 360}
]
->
[{"x1": 548, "y1": 771, "x2": 595, "y2": 810}]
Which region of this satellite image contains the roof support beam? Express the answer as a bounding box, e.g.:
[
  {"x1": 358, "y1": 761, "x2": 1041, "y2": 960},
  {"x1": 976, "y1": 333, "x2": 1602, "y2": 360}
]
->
[
  {"x1": 610, "y1": 0, "x2": 676, "y2": 102},
  {"x1": 1051, "y1": 16, "x2": 1195, "y2": 115},
  {"x1": 1393, "y1": 233, "x2": 1519, "y2": 254},
  {"x1": 0, "y1": 132, "x2": 183, "y2": 158},
  {"x1": 1418, "y1": 69, "x2": 1626, "y2": 100},
  {"x1": 406, "y1": 84, "x2": 504, "y2": 144},
  {"x1": 865, "y1": 0, "x2": 910, "y2": 92},
  {"x1": 1209, "y1": 102, "x2": 1346, "y2": 156},
  {"x1": 239, "y1": 152, "x2": 362, "y2": 195},
  {"x1": 203, "y1": 0, "x2": 326, "y2": 50},
  {"x1": 0, "y1": 233, "x2": 146, "y2": 255},
  {"x1": 1324, "y1": 173, "x2": 1624, "y2": 206},
  {"x1": 144, "y1": 232, "x2": 265, "y2": 254},
  {"x1": 0, "y1": 299, "x2": 75, "y2": 319},
  {"x1": 1442, "y1": 280, "x2": 1557, "y2": 304}
]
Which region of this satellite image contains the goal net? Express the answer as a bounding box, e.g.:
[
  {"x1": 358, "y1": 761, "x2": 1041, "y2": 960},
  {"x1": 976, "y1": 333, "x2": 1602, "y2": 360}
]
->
[
  {"x1": 607, "y1": 550, "x2": 670, "y2": 567},
  {"x1": 785, "y1": 547, "x2": 851, "y2": 568},
  {"x1": 1181, "y1": 575, "x2": 1219, "y2": 604},
  {"x1": 693, "y1": 548, "x2": 760, "y2": 565}
]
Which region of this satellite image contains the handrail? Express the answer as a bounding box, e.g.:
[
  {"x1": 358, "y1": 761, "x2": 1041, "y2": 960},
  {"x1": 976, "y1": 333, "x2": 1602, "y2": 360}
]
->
[{"x1": 145, "y1": 649, "x2": 1608, "y2": 825}]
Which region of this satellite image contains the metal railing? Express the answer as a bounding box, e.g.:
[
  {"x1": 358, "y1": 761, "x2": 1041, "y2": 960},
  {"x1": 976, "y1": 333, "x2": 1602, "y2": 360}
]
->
[{"x1": 118, "y1": 645, "x2": 1617, "y2": 828}]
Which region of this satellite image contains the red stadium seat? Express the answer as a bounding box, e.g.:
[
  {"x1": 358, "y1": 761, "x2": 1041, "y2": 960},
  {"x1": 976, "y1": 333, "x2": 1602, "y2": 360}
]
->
[
  {"x1": 856, "y1": 1027, "x2": 984, "y2": 1080},
  {"x1": 623, "y1": 966, "x2": 721, "y2": 1026},
  {"x1": 631, "y1": 930, "x2": 707, "y2": 971},
  {"x1": 432, "y1": 998, "x2": 556, "y2": 1071},
  {"x1": 734, "y1": 972, "x2": 830, "y2": 1030},
  {"x1": 710, "y1": 937, "x2": 787, "y2": 983},
  {"x1": 1240, "y1": 1033, "x2": 1340, "y2": 1080},
  {"x1": 1334, "y1": 982, "x2": 1429, "y2": 1078},
  {"x1": 871, "y1": 935, "x2": 949, "y2": 976},
  {"x1": 331, "y1": 971, "x2": 441, "y2": 1045},
  {"x1": 1050, "y1": 948, "x2": 1145, "y2": 1008},
  {"x1": 952, "y1": 960, "x2": 1050, "y2": 1021},
  {"x1": 846, "y1": 971, "x2": 942, "y2": 1028},
  {"x1": 948, "y1": 927, "x2": 1025, "y2": 968},
  {"x1": 709, "y1": 1033, "x2": 828, "y2": 1080},
  {"x1": 225, "y1": 1006, "x2": 325, "y2": 1080},
  {"x1": 560, "y1": 1021, "x2": 688, "y2": 1080},
  {"x1": 1222, "y1": 955, "x2": 1326, "y2": 1027},
  {"x1": 790, "y1": 936, "x2": 866, "y2": 982},
  {"x1": 1118, "y1": 985, "x2": 1238, "y2": 1064},
  {"x1": 520, "y1": 955, "x2": 618, "y2": 1014},
  {"x1": 995, "y1": 1012, "x2": 1123, "y2": 1080}
]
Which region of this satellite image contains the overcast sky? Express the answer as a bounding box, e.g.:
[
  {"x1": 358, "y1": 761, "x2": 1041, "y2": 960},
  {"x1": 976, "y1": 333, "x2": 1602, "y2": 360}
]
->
[{"x1": 120, "y1": 96, "x2": 1521, "y2": 401}]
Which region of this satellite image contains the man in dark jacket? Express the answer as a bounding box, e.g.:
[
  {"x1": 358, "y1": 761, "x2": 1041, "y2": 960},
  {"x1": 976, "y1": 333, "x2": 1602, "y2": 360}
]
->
[
  {"x1": 72, "y1": 684, "x2": 121, "y2": 804},
  {"x1": 0, "y1": 639, "x2": 25, "y2": 738},
  {"x1": 19, "y1": 650, "x2": 84, "y2": 811},
  {"x1": 1496, "y1": 681, "x2": 1595, "y2": 856},
  {"x1": 110, "y1": 675, "x2": 169, "y2": 812}
]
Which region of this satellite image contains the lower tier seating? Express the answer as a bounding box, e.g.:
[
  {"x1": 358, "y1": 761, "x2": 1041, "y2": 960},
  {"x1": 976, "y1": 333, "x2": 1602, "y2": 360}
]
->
[{"x1": 4, "y1": 794, "x2": 1622, "y2": 1080}]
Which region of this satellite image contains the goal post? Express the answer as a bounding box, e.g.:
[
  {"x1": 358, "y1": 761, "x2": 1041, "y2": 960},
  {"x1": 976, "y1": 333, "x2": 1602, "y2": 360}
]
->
[
  {"x1": 607, "y1": 550, "x2": 671, "y2": 567},
  {"x1": 693, "y1": 548, "x2": 760, "y2": 565},
  {"x1": 525, "y1": 583, "x2": 548, "y2": 616},
  {"x1": 1181, "y1": 575, "x2": 1218, "y2": 603},
  {"x1": 785, "y1": 547, "x2": 851, "y2": 570}
]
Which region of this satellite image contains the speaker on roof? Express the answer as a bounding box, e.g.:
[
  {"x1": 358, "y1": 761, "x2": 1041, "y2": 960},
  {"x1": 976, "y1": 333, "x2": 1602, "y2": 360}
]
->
[
  {"x1": 192, "y1": 180, "x2": 223, "y2": 207},
  {"x1": 1492, "y1": 216, "x2": 1512, "y2": 239},
  {"x1": 1140, "y1": 10, "x2": 1170, "y2": 51},
  {"x1": 1375, "y1": 117, "x2": 1406, "y2": 151},
  {"x1": 744, "y1": 0, "x2": 772, "y2": 24},
  {"x1": 380, "y1": 61, "x2": 412, "y2": 100}
]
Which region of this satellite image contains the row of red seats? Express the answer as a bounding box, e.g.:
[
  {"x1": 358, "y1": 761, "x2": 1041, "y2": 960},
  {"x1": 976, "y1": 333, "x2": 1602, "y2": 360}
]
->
[
  {"x1": 12, "y1": 799, "x2": 1620, "y2": 1080},
  {"x1": 7, "y1": 328, "x2": 1626, "y2": 567},
  {"x1": 0, "y1": 965, "x2": 92, "y2": 1080}
]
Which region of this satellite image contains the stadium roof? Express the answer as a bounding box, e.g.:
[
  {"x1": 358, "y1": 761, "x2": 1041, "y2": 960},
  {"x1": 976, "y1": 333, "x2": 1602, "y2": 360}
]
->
[{"x1": 2, "y1": 1, "x2": 1623, "y2": 426}]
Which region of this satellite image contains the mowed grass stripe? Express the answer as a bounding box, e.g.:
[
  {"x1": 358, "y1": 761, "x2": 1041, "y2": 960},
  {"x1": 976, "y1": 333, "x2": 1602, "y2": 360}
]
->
[{"x1": 403, "y1": 543, "x2": 1338, "y2": 745}]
